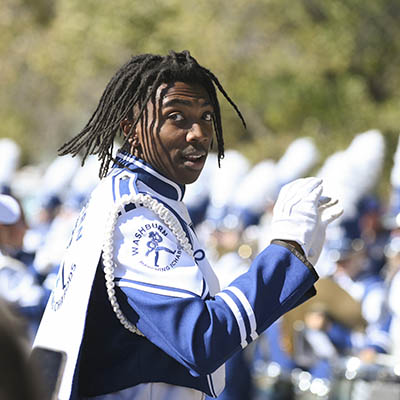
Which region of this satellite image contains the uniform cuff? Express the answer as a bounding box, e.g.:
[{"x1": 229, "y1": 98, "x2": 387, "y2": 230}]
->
[{"x1": 270, "y1": 239, "x2": 319, "y2": 280}]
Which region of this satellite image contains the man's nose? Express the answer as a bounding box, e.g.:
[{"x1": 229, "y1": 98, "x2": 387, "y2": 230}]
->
[{"x1": 186, "y1": 123, "x2": 210, "y2": 144}]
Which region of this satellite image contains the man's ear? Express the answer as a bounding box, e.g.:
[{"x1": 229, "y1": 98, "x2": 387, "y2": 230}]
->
[
  {"x1": 120, "y1": 119, "x2": 134, "y2": 138},
  {"x1": 120, "y1": 119, "x2": 142, "y2": 156}
]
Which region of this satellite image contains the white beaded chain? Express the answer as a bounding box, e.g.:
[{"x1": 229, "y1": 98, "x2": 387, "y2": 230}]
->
[{"x1": 102, "y1": 192, "x2": 194, "y2": 336}]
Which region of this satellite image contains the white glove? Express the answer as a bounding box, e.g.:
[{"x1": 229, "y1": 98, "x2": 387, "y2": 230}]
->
[
  {"x1": 270, "y1": 177, "x2": 323, "y2": 257},
  {"x1": 307, "y1": 197, "x2": 344, "y2": 266}
]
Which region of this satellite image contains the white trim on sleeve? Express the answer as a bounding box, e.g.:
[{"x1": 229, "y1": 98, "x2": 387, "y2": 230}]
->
[
  {"x1": 225, "y1": 286, "x2": 258, "y2": 341},
  {"x1": 216, "y1": 292, "x2": 247, "y2": 349}
]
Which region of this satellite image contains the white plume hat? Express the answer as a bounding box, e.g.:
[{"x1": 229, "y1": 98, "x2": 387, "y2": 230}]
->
[
  {"x1": 208, "y1": 149, "x2": 250, "y2": 210},
  {"x1": 318, "y1": 129, "x2": 385, "y2": 220},
  {"x1": 0, "y1": 194, "x2": 21, "y2": 225},
  {"x1": 231, "y1": 160, "x2": 279, "y2": 214},
  {"x1": 40, "y1": 155, "x2": 81, "y2": 199},
  {"x1": 276, "y1": 137, "x2": 319, "y2": 186},
  {"x1": 0, "y1": 138, "x2": 21, "y2": 187}
]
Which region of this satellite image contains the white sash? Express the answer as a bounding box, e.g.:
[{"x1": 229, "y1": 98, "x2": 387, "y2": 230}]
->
[{"x1": 33, "y1": 177, "x2": 114, "y2": 400}]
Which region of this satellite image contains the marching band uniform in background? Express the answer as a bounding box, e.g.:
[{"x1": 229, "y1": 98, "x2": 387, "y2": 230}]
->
[
  {"x1": 0, "y1": 138, "x2": 21, "y2": 195},
  {"x1": 331, "y1": 238, "x2": 392, "y2": 353},
  {"x1": 382, "y1": 136, "x2": 400, "y2": 361},
  {"x1": 246, "y1": 130, "x2": 392, "y2": 399},
  {"x1": 0, "y1": 194, "x2": 48, "y2": 342},
  {"x1": 184, "y1": 153, "x2": 216, "y2": 228},
  {"x1": 387, "y1": 264, "x2": 400, "y2": 358}
]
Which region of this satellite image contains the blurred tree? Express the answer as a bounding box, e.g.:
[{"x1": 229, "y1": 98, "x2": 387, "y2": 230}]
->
[{"x1": 0, "y1": 0, "x2": 399, "y2": 196}]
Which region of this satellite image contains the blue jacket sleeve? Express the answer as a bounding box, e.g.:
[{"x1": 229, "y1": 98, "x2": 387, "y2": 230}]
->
[{"x1": 119, "y1": 243, "x2": 318, "y2": 376}]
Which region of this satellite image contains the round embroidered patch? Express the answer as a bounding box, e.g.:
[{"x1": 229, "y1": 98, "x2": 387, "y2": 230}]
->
[{"x1": 131, "y1": 222, "x2": 183, "y2": 271}]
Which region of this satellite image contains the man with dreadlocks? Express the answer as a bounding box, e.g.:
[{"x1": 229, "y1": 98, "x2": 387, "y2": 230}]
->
[{"x1": 33, "y1": 50, "x2": 343, "y2": 400}]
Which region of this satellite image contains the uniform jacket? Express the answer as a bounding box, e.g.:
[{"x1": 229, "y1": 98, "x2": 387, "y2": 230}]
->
[{"x1": 38, "y1": 151, "x2": 319, "y2": 400}]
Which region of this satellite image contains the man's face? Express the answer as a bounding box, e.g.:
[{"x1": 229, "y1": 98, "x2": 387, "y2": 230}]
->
[
  {"x1": 336, "y1": 251, "x2": 366, "y2": 279},
  {"x1": 132, "y1": 81, "x2": 215, "y2": 185},
  {"x1": 0, "y1": 218, "x2": 27, "y2": 253}
]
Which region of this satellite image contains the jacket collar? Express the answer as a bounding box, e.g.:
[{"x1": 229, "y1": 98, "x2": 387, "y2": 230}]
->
[{"x1": 113, "y1": 151, "x2": 185, "y2": 201}]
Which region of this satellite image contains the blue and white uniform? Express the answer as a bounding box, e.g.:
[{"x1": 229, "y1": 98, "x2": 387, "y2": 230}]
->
[
  {"x1": 334, "y1": 272, "x2": 392, "y2": 353},
  {"x1": 35, "y1": 151, "x2": 319, "y2": 400}
]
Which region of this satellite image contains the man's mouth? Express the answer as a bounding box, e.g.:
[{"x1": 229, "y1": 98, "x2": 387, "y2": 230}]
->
[{"x1": 182, "y1": 152, "x2": 206, "y2": 170}]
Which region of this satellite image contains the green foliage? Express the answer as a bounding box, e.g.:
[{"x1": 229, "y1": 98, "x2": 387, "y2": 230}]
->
[{"x1": 1, "y1": 0, "x2": 399, "y2": 197}]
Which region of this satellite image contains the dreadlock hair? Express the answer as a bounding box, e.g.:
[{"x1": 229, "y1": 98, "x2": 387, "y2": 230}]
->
[{"x1": 58, "y1": 50, "x2": 246, "y2": 178}]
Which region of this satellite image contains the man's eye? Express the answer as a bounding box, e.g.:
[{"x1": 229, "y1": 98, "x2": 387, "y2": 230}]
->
[
  {"x1": 203, "y1": 112, "x2": 214, "y2": 121},
  {"x1": 168, "y1": 113, "x2": 184, "y2": 121}
]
